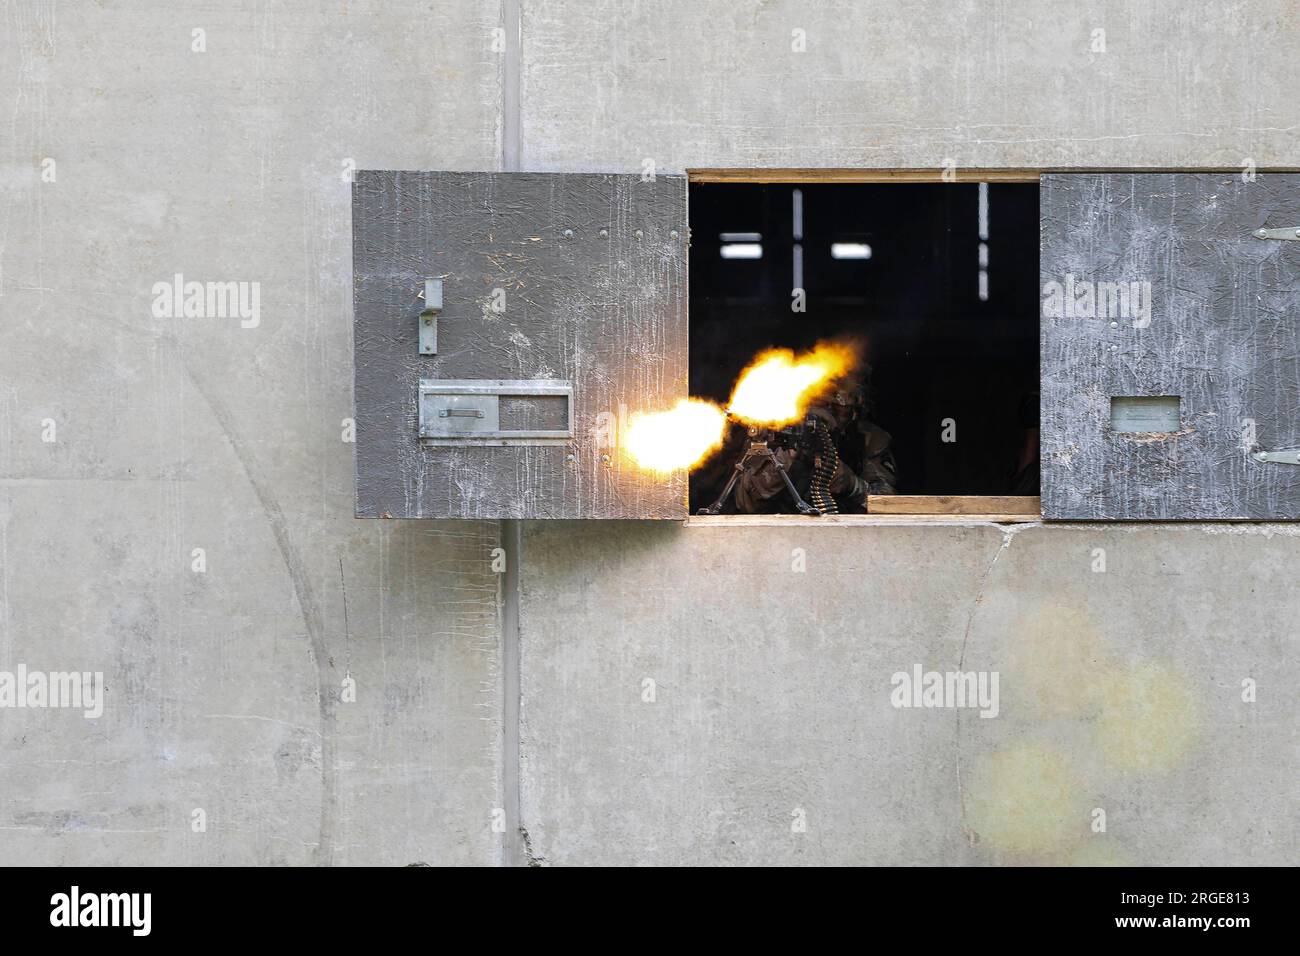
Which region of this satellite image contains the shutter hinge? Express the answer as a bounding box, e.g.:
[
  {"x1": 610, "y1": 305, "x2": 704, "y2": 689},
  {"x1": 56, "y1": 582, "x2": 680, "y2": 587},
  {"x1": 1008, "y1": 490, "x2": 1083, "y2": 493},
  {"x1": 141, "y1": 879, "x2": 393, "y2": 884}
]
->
[
  {"x1": 1253, "y1": 448, "x2": 1300, "y2": 464},
  {"x1": 1252, "y1": 227, "x2": 1300, "y2": 241}
]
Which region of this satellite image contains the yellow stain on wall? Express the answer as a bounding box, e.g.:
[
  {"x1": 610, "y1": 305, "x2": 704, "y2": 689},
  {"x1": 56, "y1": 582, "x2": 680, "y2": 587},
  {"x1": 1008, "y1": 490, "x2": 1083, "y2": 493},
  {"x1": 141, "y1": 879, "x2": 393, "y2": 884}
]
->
[
  {"x1": 1002, "y1": 603, "x2": 1200, "y2": 771},
  {"x1": 966, "y1": 602, "x2": 1203, "y2": 861},
  {"x1": 1066, "y1": 842, "x2": 1132, "y2": 867},
  {"x1": 965, "y1": 743, "x2": 1085, "y2": 857},
  {"x1": 1008, "y1": 605, "x2": 1111, "y2": 717},
  {"x1": 1095, "y1": 661, "x2": 1199, "y2": 772}
]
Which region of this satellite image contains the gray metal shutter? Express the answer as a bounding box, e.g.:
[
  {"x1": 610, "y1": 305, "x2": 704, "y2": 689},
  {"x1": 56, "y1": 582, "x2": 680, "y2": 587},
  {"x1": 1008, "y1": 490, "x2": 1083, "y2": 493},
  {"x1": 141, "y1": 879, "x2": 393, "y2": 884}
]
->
[
  {"x1": 352, "y1": 171, "x2": 688, "y2": 519},
  {"x1": 1041, "y1": 172, "x2": 1300, "y2": 519}
]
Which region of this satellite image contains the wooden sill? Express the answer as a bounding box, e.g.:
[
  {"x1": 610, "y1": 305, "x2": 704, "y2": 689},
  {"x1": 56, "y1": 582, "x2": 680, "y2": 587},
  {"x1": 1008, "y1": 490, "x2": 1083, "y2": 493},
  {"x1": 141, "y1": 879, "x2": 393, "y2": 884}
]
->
[
  {"x1": 868, "y1": 495, "x2": 1039, "y2": 515},
  {"x1": 685, "y1": 514, "x2": 1039, "y2": 527},
  {"x1": 684, "y1": 496, "x2": 1041, "y2": 526}
]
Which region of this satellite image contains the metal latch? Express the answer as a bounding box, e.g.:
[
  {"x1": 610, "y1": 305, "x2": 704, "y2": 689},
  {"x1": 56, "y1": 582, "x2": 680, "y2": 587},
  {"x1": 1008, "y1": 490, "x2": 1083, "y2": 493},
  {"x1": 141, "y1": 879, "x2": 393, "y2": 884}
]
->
[
  {"x1": 1252, "y1": 227, "x2": 1300, "y2": 242},
  {"x1": 1253, "y1": 448, "x2": 1300, "y2": 464},
  {"x1": 419, "y1": 279, "x2": 442, "y2": 355}
]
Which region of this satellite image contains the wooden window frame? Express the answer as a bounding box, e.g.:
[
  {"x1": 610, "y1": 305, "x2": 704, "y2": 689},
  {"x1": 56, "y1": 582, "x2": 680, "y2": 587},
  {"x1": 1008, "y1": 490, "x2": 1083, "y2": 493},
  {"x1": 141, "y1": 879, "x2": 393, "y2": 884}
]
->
[{"x1": 687, "y1": 167, "x2": 1041, "y2": 520}]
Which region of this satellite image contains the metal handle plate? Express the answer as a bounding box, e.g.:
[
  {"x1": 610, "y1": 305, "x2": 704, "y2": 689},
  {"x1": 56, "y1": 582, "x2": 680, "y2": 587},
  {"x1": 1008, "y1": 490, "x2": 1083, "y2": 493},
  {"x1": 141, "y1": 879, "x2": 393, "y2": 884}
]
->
[
  {"x1": 419, "y1": 279, "x2": 442, "y2": 355},
  {"x1": 418, "y1": 379, "x2": 573, "y2": 445}
]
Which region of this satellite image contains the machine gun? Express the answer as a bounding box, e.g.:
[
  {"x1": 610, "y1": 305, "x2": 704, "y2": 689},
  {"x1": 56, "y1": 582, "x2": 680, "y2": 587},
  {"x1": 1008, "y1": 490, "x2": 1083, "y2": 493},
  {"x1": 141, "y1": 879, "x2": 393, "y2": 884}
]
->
[{"x1": 696, "y1": 415, "x2": 842, "y2": 516}]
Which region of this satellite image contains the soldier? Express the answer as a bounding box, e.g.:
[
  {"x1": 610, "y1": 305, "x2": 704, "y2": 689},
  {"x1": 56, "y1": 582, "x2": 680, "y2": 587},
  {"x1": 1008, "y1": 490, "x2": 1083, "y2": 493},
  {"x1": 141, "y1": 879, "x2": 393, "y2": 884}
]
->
[{"x1": 733, "y1": 372, "x2": 897, "y2": 514}]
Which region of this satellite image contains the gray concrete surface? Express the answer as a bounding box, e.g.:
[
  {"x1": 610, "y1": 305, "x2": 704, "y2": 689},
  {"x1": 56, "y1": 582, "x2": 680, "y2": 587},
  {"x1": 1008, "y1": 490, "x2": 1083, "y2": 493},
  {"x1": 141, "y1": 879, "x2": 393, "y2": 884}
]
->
[
  {"x1": 522, "y1": 0, "x2": 1298, "y2": 171},
  {"x1": 520, "y1": 520, "x2": 1296, "y2": 865},
  {"x1": 1, "y1": 1, "x2": 1296, "y2": 866},
  {"x1": 1, "y1": 0, "x2": 505, "y2": 865}
]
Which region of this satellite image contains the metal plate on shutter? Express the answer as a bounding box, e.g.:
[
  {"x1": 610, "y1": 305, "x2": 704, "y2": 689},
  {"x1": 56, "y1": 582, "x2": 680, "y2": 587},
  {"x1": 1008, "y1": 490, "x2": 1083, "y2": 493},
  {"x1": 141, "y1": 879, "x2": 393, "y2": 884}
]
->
[{"x1": 417, "y1": 380, "x2": 573, "y2": 444}]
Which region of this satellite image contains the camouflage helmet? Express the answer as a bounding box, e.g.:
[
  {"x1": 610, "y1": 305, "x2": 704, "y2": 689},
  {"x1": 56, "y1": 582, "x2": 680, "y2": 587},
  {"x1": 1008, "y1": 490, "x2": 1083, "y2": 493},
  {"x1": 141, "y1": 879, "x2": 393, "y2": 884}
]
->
[{"x1": 827, "y1": 367, "x2": 868, "y2": 408}]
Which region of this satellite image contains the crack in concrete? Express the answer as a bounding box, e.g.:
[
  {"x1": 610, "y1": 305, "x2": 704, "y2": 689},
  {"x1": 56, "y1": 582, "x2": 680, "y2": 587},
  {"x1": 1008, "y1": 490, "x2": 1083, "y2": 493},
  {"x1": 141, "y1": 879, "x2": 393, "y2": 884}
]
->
[
  {"x1": 185, "y1": 363, "x2": 338, "y2": 867},
  {"x1": 955, "y1": 524, "x2": 1032, "y2": 847},
  {"x1": 518, "y1": 824, "x2": 546, "y2": 867}
]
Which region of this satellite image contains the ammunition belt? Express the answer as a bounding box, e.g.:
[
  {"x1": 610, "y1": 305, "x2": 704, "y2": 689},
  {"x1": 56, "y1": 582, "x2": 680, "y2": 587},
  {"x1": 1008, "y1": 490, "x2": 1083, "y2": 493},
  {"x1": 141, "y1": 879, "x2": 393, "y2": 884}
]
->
[{"x1": 808, "y1": 419, "x2": 839, "y2": 515}]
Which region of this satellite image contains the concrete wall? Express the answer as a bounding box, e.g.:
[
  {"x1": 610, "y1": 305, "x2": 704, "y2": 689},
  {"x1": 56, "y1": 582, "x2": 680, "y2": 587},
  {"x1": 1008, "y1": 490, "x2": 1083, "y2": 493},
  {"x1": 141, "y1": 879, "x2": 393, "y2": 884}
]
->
[
  {"x1": 522, "y1": 0, "x2": 1297, "y2": 171},
  {"x1": 520, "y1": 520, "x2": 1295, "y2": 865},
  {"x1": 1, "y1": 1, "x2": 1296, "y2": 865},
  {"x1": 1, "y1": 0, "x2": 505, "y2": 866}
]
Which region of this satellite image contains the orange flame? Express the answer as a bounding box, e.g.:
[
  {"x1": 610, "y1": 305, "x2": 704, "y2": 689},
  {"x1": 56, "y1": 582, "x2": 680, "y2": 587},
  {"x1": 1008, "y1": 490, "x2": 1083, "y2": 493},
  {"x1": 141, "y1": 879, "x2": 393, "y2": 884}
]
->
[
  {"x1": 623, "y1": 398, "x2": 728, "y2": 473},
  {"x1": 727, "y1": 340, "x2": 860, "y2": 426}
]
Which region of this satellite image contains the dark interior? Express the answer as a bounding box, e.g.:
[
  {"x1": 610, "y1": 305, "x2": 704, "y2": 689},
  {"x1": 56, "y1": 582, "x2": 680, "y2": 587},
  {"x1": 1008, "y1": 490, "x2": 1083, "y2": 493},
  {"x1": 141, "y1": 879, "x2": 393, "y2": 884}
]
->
[{"x1": 688, "y1": 181, "x2": 1040, "y2": 509}]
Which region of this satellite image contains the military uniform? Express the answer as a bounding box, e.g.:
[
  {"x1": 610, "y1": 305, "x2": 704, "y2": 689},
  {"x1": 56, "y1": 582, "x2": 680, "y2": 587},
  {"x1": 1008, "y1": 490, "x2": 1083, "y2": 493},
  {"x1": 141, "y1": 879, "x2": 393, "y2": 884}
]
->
[{"x1": 733, "y1": 384, "x2": 897, "y2": 514}]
